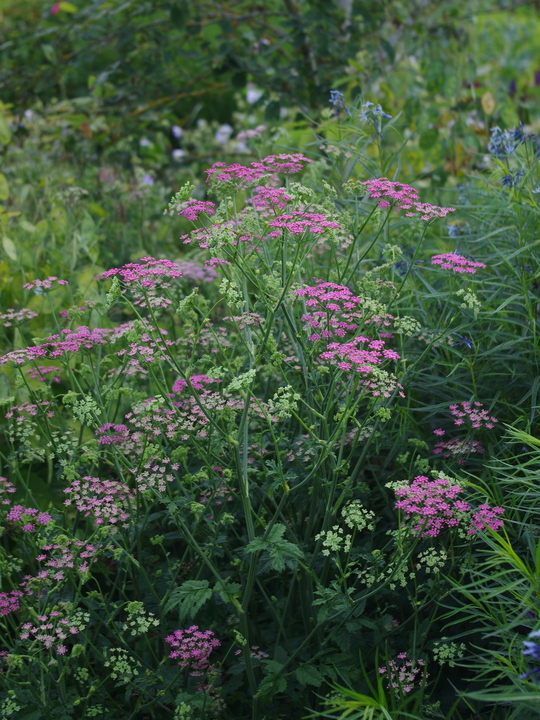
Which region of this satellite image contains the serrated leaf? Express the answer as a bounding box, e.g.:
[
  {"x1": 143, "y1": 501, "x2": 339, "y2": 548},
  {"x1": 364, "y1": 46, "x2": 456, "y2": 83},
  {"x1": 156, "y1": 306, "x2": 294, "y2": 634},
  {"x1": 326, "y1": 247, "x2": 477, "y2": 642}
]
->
[
  {"x1": 295, "y1": 664, "x2": 324, "y2": 687},
  {"x1": 257, "y1": 672, "x2": 287, "y2": 700},
  {"x1": 2, "y1": 236, "x2": 17, "y2": 260},
  {"x1": 164, "y1": 579, "x2": 212, "y2": 619},
  {"x1": 214, "y1": 580, "x2": 241, "y2": 604},
  {"x1": 0, "y1": 173, "x2": 9, "y2": 201}
]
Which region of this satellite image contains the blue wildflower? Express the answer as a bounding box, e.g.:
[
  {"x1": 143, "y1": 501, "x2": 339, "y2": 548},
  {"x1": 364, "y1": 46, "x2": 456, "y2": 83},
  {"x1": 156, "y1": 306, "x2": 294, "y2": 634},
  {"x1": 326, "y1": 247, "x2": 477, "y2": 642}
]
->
[
  {"x1": 521, "y1": 630, "x2": 540, "y2": 681},
  {"x1": 451, "y1": 333, "x2": 474, "y2": 350},
  {"x1": 488, "y1": 126, "x2": 517, "y2": 156},
  {"x1": 358, "y1": 101, "x2": 392, "y2": 134},
  {"x1": 501, "y1": 170, "x2": 524, "y2": 188},
  {"x1": 329, "y1": 91, "x2": 351, "y2": 119}
]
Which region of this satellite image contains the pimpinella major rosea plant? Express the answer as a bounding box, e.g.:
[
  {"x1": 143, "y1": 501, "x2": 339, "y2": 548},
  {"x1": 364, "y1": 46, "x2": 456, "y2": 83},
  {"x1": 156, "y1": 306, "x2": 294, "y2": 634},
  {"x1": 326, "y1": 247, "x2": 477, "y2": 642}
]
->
[{"x1": 0, "y1": 150, "x2": 512, "y2": 720}]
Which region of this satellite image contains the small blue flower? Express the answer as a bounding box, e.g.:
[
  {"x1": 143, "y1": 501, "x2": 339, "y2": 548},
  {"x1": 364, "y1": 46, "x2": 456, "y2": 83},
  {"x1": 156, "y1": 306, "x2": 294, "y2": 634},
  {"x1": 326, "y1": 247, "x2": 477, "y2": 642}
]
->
[
  {"x1": 521, "y1": 630, "x2": 540, "y2": 681},
  {"x1": 142, "y1": 175, "x2": 154, "y2": 186},
  {"x1": 501, "y1": 170, "x2": 524, "y2": 188},
  {"x1": 329, "y1": 91, "x2": 351, "y2": 119},
  {"x1": 488, "y1": 126, "x2": 517, "y2": 156},
  {"x1": 451, "y1": 333, "x2": 474, "y2": 350}
]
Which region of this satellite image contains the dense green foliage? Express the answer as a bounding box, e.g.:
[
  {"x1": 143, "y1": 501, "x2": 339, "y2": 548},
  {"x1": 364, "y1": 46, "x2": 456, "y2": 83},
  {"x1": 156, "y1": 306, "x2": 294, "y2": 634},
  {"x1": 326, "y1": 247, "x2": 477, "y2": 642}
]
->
[{"x1": 2, "y1": 2, "x2": 540, "y2": 720}]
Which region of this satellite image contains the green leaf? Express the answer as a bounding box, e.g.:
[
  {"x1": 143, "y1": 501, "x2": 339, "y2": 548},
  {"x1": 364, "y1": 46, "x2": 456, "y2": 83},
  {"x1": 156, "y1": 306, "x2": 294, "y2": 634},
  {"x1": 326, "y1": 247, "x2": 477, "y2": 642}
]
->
[
  {"x1": 59, "y1": 2, "x2": 78, "y2": 12},
  {"x1": 213, "y1": 579, "x2": 241, "y2": 604},
  {"x1": 295, "y1": 664, "x2": 324, "y2": 687},
  {"x1": 0, "y1": 173, "x2": 9, "y2": 201},
  {"x1": 164, "y1": 580, "x2": 213, "y2": 619},
  {"x1": 0, "y1": 113, "x2": 11, "y2": 145},
  {"x1": 2, "y1": 236, "x2": 17, "y2": 261}
]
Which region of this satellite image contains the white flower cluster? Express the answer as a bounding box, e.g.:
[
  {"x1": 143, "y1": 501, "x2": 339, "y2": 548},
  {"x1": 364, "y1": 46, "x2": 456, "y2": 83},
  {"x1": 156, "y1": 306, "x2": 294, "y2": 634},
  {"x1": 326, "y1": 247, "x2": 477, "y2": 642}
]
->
[{"x1": 456, "y1": 288, "x2": 481, "y2": 316}]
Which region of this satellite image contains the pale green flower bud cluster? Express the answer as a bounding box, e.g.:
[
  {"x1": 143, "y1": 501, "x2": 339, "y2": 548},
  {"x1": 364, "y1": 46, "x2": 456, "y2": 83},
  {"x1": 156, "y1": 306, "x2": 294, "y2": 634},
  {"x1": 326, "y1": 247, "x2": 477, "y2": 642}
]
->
[
  {"x1": 104, "y1": 647, "x2": 141, "y2": 683},
  {"x1": 226, "y1": 369, "x2": 256, "y2": 392},
  {"x1": 267, "y1": 385, "x2": 301, "y2": 419},
  {"x1": 416, "y1": 548, "x2": 448, "y2": 574},
  {"x1": 394, "y1": 316, "x2": 422, "y2": 336},
  {"x1": 167, "y1": 183, "x2": 196, "y2": 214},
  {"x1": 64, "y1": 393, "x2": 102, "y2": 427},
  {"x1": 456, "y1": 288, "x2": 481, "y2": 316},
  {"x1": 174, "y1": 702, "x2": 195, "y2": 720},
  {"x1": 0, "y1": 693, "x2": 20, "y2": 719},
  {"x1": 341, "y1": 500, "x2": 375, "y2": 532},
  {"x1": 315, "y1": 526, "x2": 352, "y2": 556},
  {"x1": 122, "y1": 601, "x2": 159, "y2": 637},
  {"x1": 433, "y1": 639, "x2": 466, "y2": 667},
  {"x1": 219, "y1": 278, "x2": 243, "y2": 310}
]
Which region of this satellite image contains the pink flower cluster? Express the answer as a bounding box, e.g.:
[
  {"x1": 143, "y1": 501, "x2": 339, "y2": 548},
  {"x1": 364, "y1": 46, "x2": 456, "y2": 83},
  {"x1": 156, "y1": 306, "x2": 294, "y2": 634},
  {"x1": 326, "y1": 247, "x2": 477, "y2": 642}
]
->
[
  {"x1": 0, "y1": 327, "x2": 112, "y2": 366},
  {"x1": 450, "y1": 401, "x2": 498, "y2": 429},
  {"x1": 172, "y1": 375, "x2": 221, "y2": 393},
  {"x1": 25, "y1": 365, "x2": 61, "y2": 383},
  {"x1": 165, "y1": 626, "x2": 221, "y2": 676},
  {"x1": 378, "y1": 653, "x2": 427, "y2": 694},
  {"x1": 6, "y1": 505, "x2": 53, "y2": 532},
  {"x1": 363, "y1": 178, "x2": 455, "y2": 220},
  {"x1": 268, "y1": 211, "x2": 340, "y2": 237},
  {"x1": 433, "y1": 438, "x2": 484, "y2": 464},
  {"x1": 20, "y1": 610, "x2": 82, "y2": 655},
  {"x1": 295, "y1": 281, "x2": 364, "y2": 340},
  {"x1": 320, "y1": 338, "x2": 400, "y2": 377},
  {"x1": 175, "y1": 260, "x2": 217, "y2": 283},
  {"x1": 34, "y1": 540, "x2": 102, "y2": 580},
  {"x1": 430, "y1": 253, "x2": 486, "y2": 274},
  {"x1": 23, "y1": 277, "x2": 69, "y2": 291},
  {"x1": 0, "y1": 590, "x2": 24, "y2": 615},
  {"x1": 5, "y1": 400, "x2": 54, "y2": 421},
  {"x1": 394, "y1": 475, "x2": 504, "y2": 537},
  {"x1": 95, "y1": 423, "x2": 130, "y2": 445},
  {"x1": 205, "y1": 153, "x2": 312, "y2": 185},
  {"x1": 236, "y1": 125, "x2": 267, "y2": 141},
  {"x1": 0, "y1": 477, "x2": 16, "y2": 506},
  {"x1": 0, "y1": 308, "x2": 38, "y2": 327},
  {"x1": 246, "y1": 186, "x2": 291, "y2": 211},
  {"x1": 63, "y1": 476, "x2": 135, "y2": 527},
  {"x1": 177, "y1": 200, "x2": 216, "y2": 222},
  {"x1": 97, "y1": 257, "x2": 183, "y2": 287}
]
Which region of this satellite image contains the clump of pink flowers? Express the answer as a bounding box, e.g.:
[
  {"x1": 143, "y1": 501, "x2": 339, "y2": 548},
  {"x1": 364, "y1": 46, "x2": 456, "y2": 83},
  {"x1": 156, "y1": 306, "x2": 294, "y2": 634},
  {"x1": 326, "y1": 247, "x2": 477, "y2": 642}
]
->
[
  {"x1": 362, "y1": 178, "x2": 455, "y2": 220},
  {"x1": 0, "y1": 590, "x2": 24, "y2": 616},
  {"x1": 430, "y1": 253, "x2": 486, "y2": 274},
  {"x1": 450, "y1": 401, "x2": 498, "y2": 429},
  {"x1": 177, "y1": 200, "x2": 216, "y2": 222},
  {"x1": 172, "y1": 375, "x2": 221, "y2": 393},
  {"x1": 205, "y1": 153, "x2": 312, "y2": 186},
  {"x1": 25, "y1": 366, "x2": 61, "y2": 383},
  {"x1": 165, "y1": 626, "x2": 221, "y2": 676},
  {"x1": 6, "y1": 505, "x2": 53, "y2": 532},
  {"x1": 23, "y1": 277, "x2": 69, "y2": 292},
  {"x1": 394, "y1": 475, "x2": 504, "y2": 537},
  {"x1": 378, "y1": 652, "x2": 427, "y2": 694},
  {"x1": 268, "y1": 211, "x2": 340, "y2": 237},
  {"x1": 97, "y1": 256, "x2": 183, "y2": 287},
  {"x1": 433, "y1": 437, "x2": 485, "y2": 463},
  {"x1": 63, "y1": 476, "x2": 136, "y2": 527},
  {"x1": 0, "y1": 477, "x2": 16, "y2": 506},
  {"x1": 20, "y1": 609, "x2": 87, "y2": 655},
  {"x1": 0, "y1": 308, "x2": 38, "y2": 326}
]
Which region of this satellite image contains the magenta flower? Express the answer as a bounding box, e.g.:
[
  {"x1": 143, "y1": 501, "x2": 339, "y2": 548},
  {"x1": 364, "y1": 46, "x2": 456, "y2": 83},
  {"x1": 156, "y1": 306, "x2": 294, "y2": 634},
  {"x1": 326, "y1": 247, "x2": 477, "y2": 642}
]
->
[
  {"x1": 362, "y1": 178, "x2": 455, "y2": 221},
  {"x1": 165, "y1": 626, "x2": 221, "y2": 676},
  {"x1": 430, "y1": 253, "x2": 486, "y2": 274},
  {"x1": 50, "y1": 3, "x2": 60, "y2": 13}
]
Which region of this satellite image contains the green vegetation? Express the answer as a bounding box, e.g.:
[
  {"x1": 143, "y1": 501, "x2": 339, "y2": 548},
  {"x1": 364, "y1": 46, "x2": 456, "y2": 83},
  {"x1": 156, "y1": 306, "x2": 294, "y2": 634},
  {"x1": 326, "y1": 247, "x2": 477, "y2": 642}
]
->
[{"x1": 1, "y1": 2, "x2": 540, "y2": 719}]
